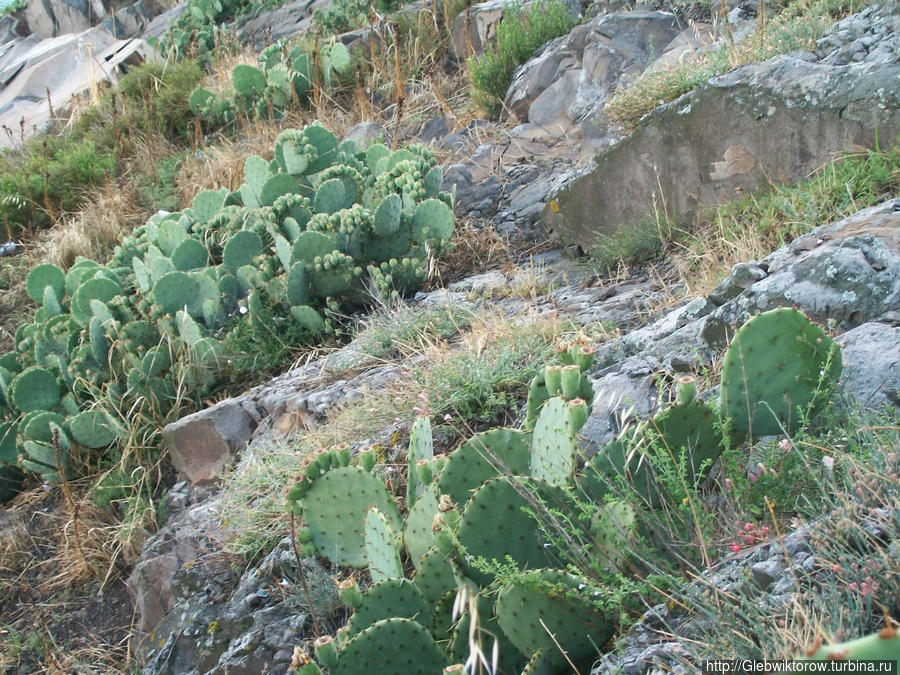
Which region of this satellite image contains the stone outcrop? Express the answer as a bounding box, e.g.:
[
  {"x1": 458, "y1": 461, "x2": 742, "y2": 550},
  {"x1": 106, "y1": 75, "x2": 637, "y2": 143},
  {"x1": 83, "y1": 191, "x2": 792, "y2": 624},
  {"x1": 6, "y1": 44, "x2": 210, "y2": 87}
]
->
[{"x1": 544, "y1": 3, "x2": 900, "y2": 248}]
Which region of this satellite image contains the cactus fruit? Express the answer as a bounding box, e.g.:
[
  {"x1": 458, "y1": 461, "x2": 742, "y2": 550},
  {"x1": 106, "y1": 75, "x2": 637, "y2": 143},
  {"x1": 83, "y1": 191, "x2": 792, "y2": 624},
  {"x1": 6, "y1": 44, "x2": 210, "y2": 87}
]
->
[
  {"x1": 332, "y1": 618, "x2": 447, "y2": 675},
  {"x1": 303, "y1": 465, "x2": 402, "y2": 567},
  {"x1": 495, "y1": 568, "x2": 615, "y2": 669},
  {"x1": 720, "y1": 307, "x2": 842, "y2": 436},
  {"x1": 365, "y1": 507, "x2": 403, "y2": 583},
  {"x1": 345, "y1": 578, "x2": 429, "y2": 637}
]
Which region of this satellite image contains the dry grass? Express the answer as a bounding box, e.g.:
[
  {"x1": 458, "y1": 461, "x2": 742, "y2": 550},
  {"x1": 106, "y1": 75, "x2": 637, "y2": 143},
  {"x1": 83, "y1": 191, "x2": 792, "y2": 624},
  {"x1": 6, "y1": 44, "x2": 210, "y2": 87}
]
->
[{"x1": 604, "y1": 0, "x2": 866, "y2": 129}]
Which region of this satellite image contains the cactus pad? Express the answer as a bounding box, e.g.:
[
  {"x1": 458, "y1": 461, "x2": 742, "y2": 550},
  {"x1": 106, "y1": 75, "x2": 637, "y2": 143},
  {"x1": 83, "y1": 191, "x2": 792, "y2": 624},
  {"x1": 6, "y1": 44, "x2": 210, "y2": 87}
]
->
[
  {"x1": 345, "y1": 579, "x2": 429, "y2": 637},
  {"x1": 411, "y1": 199, "x2": 454, "y2": 242},
  {"x1": 720, "y1": 308, "x2": 842, "y2": 436},
  {"x1": 26, "y1": 264, "x2": 65, "y2": 304},
  {"x1": 531, "y1": 396, "x2": 577, "y2": 486},
  {"x1": 496, "y1": 568, "x2": 615, "y2": 669},
  {"x1": 222, "y1": 231, "x2": 263, "y2": 273},
  {"x1": 10, "y1": 367, "x2": 59, "y2": 412},
  {"x1": 171, "y1": 238, "x2": 209, "y2": 271},
  {"x1": 333, "y1": 618, "x2": 447, "y2": 675},
  {"x1": 303, "y1": 466, "x2": 401, "y2": 567},
  {"x1": 404, "y1": 484, "x2": 439, "y2": 567},
  {"x1": 69, "y1": 409, "x2": 119, "y2": 448},
  {"x1": 456, "y1": 477, "x2": 564, "y2": 584},
  {"x1": 438, "y1": 428, "x2": 531, "y2": 507},
  {"x1": 365, "y1": 507, "x2": 403, "y2": 583},
  {"x1": 412, "y1": 547, "x2": 456, "y2": 605},
  {"x1": 153, "y1": 272, "x2": 198, "y2": 315}
]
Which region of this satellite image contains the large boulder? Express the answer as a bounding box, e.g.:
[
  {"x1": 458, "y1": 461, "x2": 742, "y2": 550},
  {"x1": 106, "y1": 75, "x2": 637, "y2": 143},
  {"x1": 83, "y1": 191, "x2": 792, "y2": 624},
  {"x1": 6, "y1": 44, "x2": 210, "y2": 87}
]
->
[
  {"x1": 543, "y1": 5, "x2": 900, "y2": 248},
  {"x1": 23, "y1": 0, "x2": 113, "y2": 38}
]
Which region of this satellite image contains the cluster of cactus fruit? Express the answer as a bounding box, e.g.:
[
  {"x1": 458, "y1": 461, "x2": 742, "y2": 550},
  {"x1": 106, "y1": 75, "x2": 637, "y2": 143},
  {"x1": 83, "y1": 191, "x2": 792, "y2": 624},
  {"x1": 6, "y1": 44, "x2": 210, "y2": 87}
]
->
[
  {"x1": 0, "y1": 123, "x2": 454, "y2": 500},
  {"x1": 283, "y1": 308, "x2": 845, "y2": 673},
  {"x1": 189, "y1": 38, "x2": 352, "y2": 125},
  {"x1": 149, "y1": 0, "x2": 245, "y2": 63}
]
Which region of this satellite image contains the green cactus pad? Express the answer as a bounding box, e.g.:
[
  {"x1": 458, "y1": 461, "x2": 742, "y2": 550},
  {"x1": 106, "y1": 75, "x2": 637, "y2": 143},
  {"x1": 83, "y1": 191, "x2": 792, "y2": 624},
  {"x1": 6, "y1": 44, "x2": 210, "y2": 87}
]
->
[
  {"x1": 26, "y1": 264, "x2": 65, "y2": 304},
  {"x1": 590, "y1": 499, "x2": 636, "y2": 572},
  {"x1": 406, "y1": 415, "x2": 433, "y2": 507},
  {"x1": 64, "y1": 258, "x2": 100, "y2": 297},
  {"x1": 222, "y1": 230, "x2": 264, "y2": 273},
  {"x1": 456, "y1": 477, "x2": 566, "y2": 585},
  {"x1": 141, "y1": 345, "x2": 171, "y2": 377},
  {"x1": 292, "y1": 231, "x2": 336, "y2": 264},
  {"x1": 303, "y1": 465, "x2": 401, "y2": 567},
  {"x1": 156, "y1": 220, "x2": 187, "y2": 256},
  {"x1": 0, "y1": 422, "x2": 18, "y2": 463},
  {"x1": 287, "y1": 262, "x2": 311, "y2": 305},
  {"x1": 22, "y1": 411, "x2": 66, "y2": 443},
  {"x1": 423, "y1": 166, "x2": 443, "y2": 198},
  {"x1": 345, "y1": 578, "x2": 429, "y2": 638},
  {"x1": 374, "y1": 194, "x2": 402, "y2": 237},
  {"x1": 188, "y1": 87, "x2": 214, "y2": 115},
  {"x1": 438, "y1": 428, "x2": 531, "y2": 507},
  {"x1": 302, "y1": 125, "x2": 338, "y2": 174},
  {"x1": 412, "y1": 547, "x2": 457, "y2": 606},
  {"x1": 411, "y1": 199, "x2": 454, "y2": 243},
  {"x1": 232, "y1": 64, "x2": 267, "y2": 96},
  {"x1": 646, "y1": 399, "x2": 730, "y2": 487},
  {"x1": 71, "y1": 277, "x2": 121, "y2": 326},
  {"x1": 171, "y1": 238, "x2": 209, "y2": 271},
  {"x1": 495, "y1": 569, "x2": 615, "y2": 669},
  {"x1": 577, "y1": 434, "x2": 659, "y2": 506},
  {"x1": 364, "y1": 226, "x2": 412, "y2": 263},
  {"x1": 259, "y1": 174, "x2": 300, "y2": 207},
  {"x1": 365, "y1": 507, "x2": 404, "y2": 583},
  {"x1": 805, "y1": 627, "x2": 900, "y2": 661},
  {"x1": 290, "y1": 305, "x2": 326, "y2": 334},
  {"x1": 69, "y1": 409, "x2": 119, "y2": 448},
  {"x1": 531, "y1": 396, "x2": 577, "y2": 487},
  {"x1": 314, "y1": 178, "x2": 347, "y2": 215},
  {"x1": 404, "y1": 484, "x2": 439, "y2": 567},
  {"x1": 450, "y1": 590, "x2": 525, "y2": 675},
  {"x1": 10, "y1": 367, "x2": 59, "y2": 412},
  {"x1": 240, "y1": 155, "x2": 270, "y2": 208},
  {"x1": 720, "y1": 308, "x2": 842, "y2": 436},
  {"x1": 333, "y1": 618, "x2": 447, "y2": 675},
  {"x1": 153, "y1": 271, "x2": 198, "y2": 315}
]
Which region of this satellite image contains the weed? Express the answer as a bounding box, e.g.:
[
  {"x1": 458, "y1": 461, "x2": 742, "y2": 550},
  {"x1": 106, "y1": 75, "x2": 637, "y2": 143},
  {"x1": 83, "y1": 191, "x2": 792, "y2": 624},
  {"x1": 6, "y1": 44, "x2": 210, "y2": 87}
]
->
[
  {"x1": 604, "y1": 0, "x2": 869, "y2": 128},
  {"x1": 467, "y1": 0, "x2": 579, "y2": 117}
]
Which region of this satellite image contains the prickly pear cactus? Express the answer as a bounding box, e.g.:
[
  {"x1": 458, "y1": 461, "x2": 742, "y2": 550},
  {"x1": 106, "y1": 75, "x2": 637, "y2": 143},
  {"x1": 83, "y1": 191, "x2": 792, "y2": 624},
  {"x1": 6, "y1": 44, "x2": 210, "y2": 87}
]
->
[
  {"x1": 332, "y1": 618, "x2": 447, "y2": 675},
  {"x1": 720, "y1": 307, "x2": 842, "y2": 436},
  {"x1": 303, "y1": 466, "x2": 402, "y2": 568},
  {"x1": 805, "y1": 623, "x2": 900, "y2": 661},
  {"x1": 437, "y1": 428, "x2": 531, "y2": 507},
  {"x1": 364, "y1": 507, "x2": 403, "y2": 583},
  {"x1": 495, "y1": 568, "x2": 615, "y2": 669},
  {"x1": 344, "y1": 579, "x2": 429, "y2": 637}
]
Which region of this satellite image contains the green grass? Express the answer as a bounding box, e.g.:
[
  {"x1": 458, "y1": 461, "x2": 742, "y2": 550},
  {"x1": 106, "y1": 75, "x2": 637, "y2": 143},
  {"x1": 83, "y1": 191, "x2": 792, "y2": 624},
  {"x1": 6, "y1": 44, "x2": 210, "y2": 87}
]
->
[
  {"x1": 605, "y1": 0, "x2": 868, "y2": 128},
  {"x1": 0, "y1": 60, "x2": 204, "y2": 240},
  {"x1": 467, "y1": 0, "x2": 579, "y2": 117}
]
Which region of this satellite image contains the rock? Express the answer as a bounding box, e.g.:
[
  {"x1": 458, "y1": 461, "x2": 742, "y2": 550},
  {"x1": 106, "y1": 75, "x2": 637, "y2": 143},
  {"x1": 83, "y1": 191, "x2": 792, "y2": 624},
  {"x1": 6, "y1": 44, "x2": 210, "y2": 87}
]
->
[
  {"x1": 23, "y1": 0, "x2": 112, "y2": 39},
  {"x1": 503, "y1": 10, "x2": 682, "y2": 125},
  {"x1": 162, "y1": 399, "x2": 257, "y2": 484},
  {"x1": 443, "y1": 163, "x2": 502, "y2": 218},
  {"x1": 233, "y1": 0, "x2": 328, "y2": 48},
  {"x1": 545, "y1": 8, "x2": 900, "y2": 248},
  {"x1": 837, "y1": 322, "x2": 900, "y2": 411},
  {"x1": 449, "y1": 0, "x2": 510, "y2": 61},
  {"x1": 341, "y1": 121, "x2": 384, "y2": 149}
]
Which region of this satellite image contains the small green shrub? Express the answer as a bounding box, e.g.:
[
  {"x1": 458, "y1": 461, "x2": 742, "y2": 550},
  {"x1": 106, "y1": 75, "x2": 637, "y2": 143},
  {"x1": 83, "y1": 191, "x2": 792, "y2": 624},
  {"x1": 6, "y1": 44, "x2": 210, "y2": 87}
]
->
[{"x1": 467, "y1": 0, "x2": 579, "y2": 117}]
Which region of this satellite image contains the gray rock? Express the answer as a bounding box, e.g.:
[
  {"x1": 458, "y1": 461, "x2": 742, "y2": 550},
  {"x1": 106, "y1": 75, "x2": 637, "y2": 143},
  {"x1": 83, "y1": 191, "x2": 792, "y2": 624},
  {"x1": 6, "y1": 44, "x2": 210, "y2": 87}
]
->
[
  {"x1": 341, "y1": 121, "x2": 384, "y2": 149},
  {"x1": 545, "y1": 36, "x2": 900, "y2": 248},
  {"x1": 837, "y1": 322, "x2": 900, "y2": 410},
  {"x1": 162, "y1": 400, "x2": 257, "y2": 485}
]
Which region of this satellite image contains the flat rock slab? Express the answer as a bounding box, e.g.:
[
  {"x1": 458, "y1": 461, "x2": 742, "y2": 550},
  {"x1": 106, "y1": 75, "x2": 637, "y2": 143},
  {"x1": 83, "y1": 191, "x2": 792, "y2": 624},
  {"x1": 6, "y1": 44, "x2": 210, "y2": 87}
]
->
[{"x1": 544, "y1": 47, "x2": 900, "y2": 248}]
